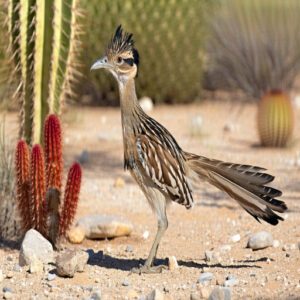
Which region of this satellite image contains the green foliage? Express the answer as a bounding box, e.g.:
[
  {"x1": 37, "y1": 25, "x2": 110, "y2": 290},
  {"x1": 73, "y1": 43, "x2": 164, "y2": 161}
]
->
[
  {"x1": 207, "y1": 0, "x2": 300, "y2": 99},
  {"x1": 7, "y1": 0, "x2": 81, "y2": 144},
  {"x1": 257, "y1": 91, "x2": 294, "y2": 147},
  {"x1": 83, "y1": 0, "x2": 213, "y2": 104}
]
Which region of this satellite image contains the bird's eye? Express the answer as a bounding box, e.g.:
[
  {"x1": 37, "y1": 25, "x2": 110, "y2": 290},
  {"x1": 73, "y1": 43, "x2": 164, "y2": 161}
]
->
[{"x1": 117, "y1": 57, "x2": 123, "y2": 64}]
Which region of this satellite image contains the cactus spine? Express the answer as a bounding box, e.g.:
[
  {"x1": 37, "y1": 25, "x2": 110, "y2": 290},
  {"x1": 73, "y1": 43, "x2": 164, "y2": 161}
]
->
[
  {"x1": 15, "y1": 114, "x2": 82, "y2": 246},
  {"x1": 8, "y1": 0, "x2": 81, "y2": 144},
  {"x1": 257, "y1": 90, "x2": 294, "y2": 147}
]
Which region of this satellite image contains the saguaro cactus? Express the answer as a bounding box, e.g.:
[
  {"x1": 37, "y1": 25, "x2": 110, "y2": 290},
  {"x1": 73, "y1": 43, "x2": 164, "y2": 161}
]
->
[
  {"x1": 8, "y1": 0, "x2": 81, "y2": 144},
  {"x1": 257, "y1": 90, "x2": 294, "y2": 147},
  {"x1": 15, "y1": 114, "x2": 82, "y2": 246}
]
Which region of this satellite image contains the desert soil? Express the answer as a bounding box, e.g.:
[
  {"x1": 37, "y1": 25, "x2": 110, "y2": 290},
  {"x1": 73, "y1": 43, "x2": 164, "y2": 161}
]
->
[{"x1": 0, "y1": 101, "x2": 299, "y2": 300}]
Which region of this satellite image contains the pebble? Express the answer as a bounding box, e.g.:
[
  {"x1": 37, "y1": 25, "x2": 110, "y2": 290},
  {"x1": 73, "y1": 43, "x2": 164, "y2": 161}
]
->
[
  {"x1": 224, "y1": 275, "x2": 238, "y2": 287},
  {"x1": 139, "y1": 96, "x2": 154, "y2": 113},
  {"x1": 19, "y1": 229, "x2": 54, "y2": 266},
  {"x1": 76, "y1": 215, "x2": 133, "y2": 239},
  {"x1": 114, "y1": 177, "x2": 125, "y2": 188},
  {"x1": 13, "y1": 264, "x2": 22, "y2": 272},
  {"x1": 142, "y1": 230, "x2": 150, "y2": 240},
  {"x1": 198, "y1": 272, "x2": 214, "y2": 284},
  {"x1": 3, "y1": 287, "x2": 12, "y2": 293},
  {"x1": 29, "y1": 258, "x2": 44, "y2": 274},
  {"x1": 90, "y1": 290, "x2": 102, "y2": 300},
  {"x1": 205, "y1": 250, "x2": 221, "y2": 263},
  {"x1": 230, "y1": 234, "x2": 240, "y2": 243},
  {"x1": 167, "y1": 256, "x2": 178, "y2": 271},
  {"x1": 122, "y1": 278, "x2": 130, "y2": 286},
  {"x1": 219, "y1": 245, "x2": 231, "y2": 252},
  {"x1": 56, "y1": 250, "x2": 89, "y2": 277},
  {"x1": 247, "y1": 231, "x2": 273, "y2": 250},
  {"x1": 67, "y1": 226, "x2": 85, "y2": 244},
  {"x1": 47, "y1": 273, "x2": 56, "y2": 281},
  {"x1": 78, "y1": 150, "x2": 89, "y2": 164},
  {"x1": 273, "y1": 240, "x2": 280, "y2": 248},
  {"x1": 6, "y1": 271, "x2": 13, "y2": 279},
  {"x1": 125, "y1": 245, "x2": 134, "y2": 253},
  {"x1": 147, "y1": 289, "x2": 164, "y2": 300},
  {"x1": 3, "y1": 291, "x2": 13, "y2": 299},
  {"x1": 208, "y1": 286, "x2": 231, "y2": 300},
  {"x1": 282, "y1": 244, "x2": 297, "y2": 251}
]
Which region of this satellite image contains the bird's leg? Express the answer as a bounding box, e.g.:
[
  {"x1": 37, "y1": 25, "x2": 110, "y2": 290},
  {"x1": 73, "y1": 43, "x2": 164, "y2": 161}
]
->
[{"x1": 131, "y1": 216, "x2": 168, "y2": 274}]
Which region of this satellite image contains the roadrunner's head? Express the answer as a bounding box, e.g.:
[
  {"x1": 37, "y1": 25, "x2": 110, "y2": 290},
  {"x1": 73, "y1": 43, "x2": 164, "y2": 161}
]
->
[{"x1": 91, "y1": 25, "x2": 139, "y2": 83}]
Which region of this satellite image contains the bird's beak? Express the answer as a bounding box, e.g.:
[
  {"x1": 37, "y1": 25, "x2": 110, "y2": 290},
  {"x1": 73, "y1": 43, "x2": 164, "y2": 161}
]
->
[{"x1": 90, "y1": 56, "x2": 112, "y2": 71}]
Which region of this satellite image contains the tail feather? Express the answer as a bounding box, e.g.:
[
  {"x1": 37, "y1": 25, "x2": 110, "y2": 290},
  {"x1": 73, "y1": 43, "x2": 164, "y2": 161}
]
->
[{"x1": 185, "y1": 153, "x2": 287, "y2": 225}]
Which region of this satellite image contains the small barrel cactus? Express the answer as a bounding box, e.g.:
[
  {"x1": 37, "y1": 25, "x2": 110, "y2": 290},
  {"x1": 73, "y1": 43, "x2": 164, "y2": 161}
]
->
[{"x1": 257, "y1": 90, "x2": 294, "y2": 147}]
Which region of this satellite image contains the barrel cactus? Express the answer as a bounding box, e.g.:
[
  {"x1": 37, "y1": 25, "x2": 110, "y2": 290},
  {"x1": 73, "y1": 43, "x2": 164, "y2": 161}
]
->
[
  {"x1": 7, "y1": 0, "x2": 82, "y2": 144},
  {"x1": 257, "y1": 90, "x2": 294, "y2": 147},
  {"x1": 83, "y1": 0, "x2": 213, "y2": 104}
]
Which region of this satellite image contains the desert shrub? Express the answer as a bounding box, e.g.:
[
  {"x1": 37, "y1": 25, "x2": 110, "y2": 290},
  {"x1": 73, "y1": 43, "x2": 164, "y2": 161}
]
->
[
  {"x1": 82, "y1": 0, "x2": 214, "y2": 104},
  {"x1": 206, "y1": 0, "x2": 300, "y2": 99}
]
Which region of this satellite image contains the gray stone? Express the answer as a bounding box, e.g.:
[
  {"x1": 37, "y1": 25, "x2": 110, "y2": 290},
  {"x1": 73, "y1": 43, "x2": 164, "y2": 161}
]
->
[
  {"x1": 122, "y1": 278, "x2": 130, "y2": 286},
  {"x1": 247, "y1": 231, "x2": 273, "y2": 250},
  {"x1": 90, "y1": 290, "x2": 101, "y2": 300},
  {"x1": 125, "y1": 245, "x2": 133, "y2": 253},
  {"x1": 198, "y1": 272, "x2": 214, "y2": 284},
  {"x1": 224, "y1": 275, "x2": 238, "y2": 287},
  {"x1": 78, "y1": 150, "x2": 89, "y2": 164},
  {"x1": 3, "y1": 287, "x2": 12, "y2": 293},
  {"x1": 77, "y1": 215, "x2": 133, "y2": 239},
  {"x1": 146, "y1": 289, "x2": 164, "y2": 300},
  {"x1": 47, "y1": 273, "x2": 56, "y2": 281},
  {"x1": 13, "y1": 264, "x2": 22, "y2": 272},
  {"x1": 56, "y1": 250, "x2": 89, "y2": 278},
  {"x1": 230, "y1": 234, "x2": 240, "y2": 243},
  {"x1": 19, "y1": 229, "x2": 54, "y2": 267},
  {"x1": 205, "y1": 250, "x2": 221, "y2": 262},
  {"x1": 208, "y1": 287, "x2": 231, "y2": 300}
]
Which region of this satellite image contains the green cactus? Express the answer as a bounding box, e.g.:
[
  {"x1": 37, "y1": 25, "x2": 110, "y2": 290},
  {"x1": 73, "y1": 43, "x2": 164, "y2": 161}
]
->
[
  {"x1": 257, "y1": 90, "x2": 294, "y2": 147},
  {"x1": 83, "y1": 0, "x2": 213, "y2": 104},
  {"x1": 7, "y1": 0, "x2": 81, "y2": 144}
]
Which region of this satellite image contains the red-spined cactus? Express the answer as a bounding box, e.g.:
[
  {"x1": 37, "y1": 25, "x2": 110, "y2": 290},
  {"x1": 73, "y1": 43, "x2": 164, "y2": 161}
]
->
[
  {"x1": 30, "y1": 145, "x2": 46, "y2": 235},
  {"x1": 44, "y1": 114, "x2": 63, "y2": 190},
  {"x1": 59, "y1": 163, "x2": 82, "y2": 237},
  {"x1": 15, "y1": 114, "x2": 82, "y2": 246},
  {"x1": 15, "y1": 140, "x2": 31, "y2": 231}
]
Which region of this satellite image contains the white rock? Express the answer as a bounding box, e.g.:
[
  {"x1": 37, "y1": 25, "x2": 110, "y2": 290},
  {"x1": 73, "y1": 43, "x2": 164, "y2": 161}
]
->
[
  {"x1": 147, "y1": 289, "x2": 164, "y2": 300},
  {"x1": 142, "y1": 230, "x2": 150, "y2": 240},
  {"x1": 139, "y1": 97, "x2": 154, "y2": 113},
  {"x1": 205, "y1": 250, "x2": 221, "y2": 263},
  {"x1": 198, "y1": 272, "x2": 214, "y2": 284},
  {"x1": 247, "y1": 231, "x2": 273, "y2": 250},
  {"x1": 76, "y1": 215, "x2": 133, "y2": 239},
  {"x1": 219, "y1": 245, "x2": 231, "y2": 252},
  {"x1": 273, "y1": 240, "x2": 280, "y2": 248},
  {"x1": 224, "y1": 275, "x2": 238, "y2": 287},
  {"x1": 230, "y1": 234, "x2": 240, "y2": 243},
  {"x1": 208, "y1": 286, "x2": 231, "y2": 300},
  {"x1": 167, "y1": 256, "x2": 178, "y2": 271},
  {"x1": 29, "y1": 256, "x2": 44, "y2": 274},
  {"x1": 19, "y1": 229, "x2": 54, "y2": 267}
]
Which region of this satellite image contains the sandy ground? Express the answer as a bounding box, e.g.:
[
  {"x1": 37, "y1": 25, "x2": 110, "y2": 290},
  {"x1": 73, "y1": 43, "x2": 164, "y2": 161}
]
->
[{"x1": 0, "y1": 101, "x2": 300, "y2": 300}]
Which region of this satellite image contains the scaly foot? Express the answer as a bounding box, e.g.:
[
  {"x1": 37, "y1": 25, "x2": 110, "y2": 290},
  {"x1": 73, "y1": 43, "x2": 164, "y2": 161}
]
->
[{"x1": 130, "y1": 264, "x2": 167, "y2": 274}]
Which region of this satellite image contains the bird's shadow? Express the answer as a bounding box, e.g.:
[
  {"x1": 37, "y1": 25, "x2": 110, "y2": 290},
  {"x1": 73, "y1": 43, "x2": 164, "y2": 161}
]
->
[{"x1": 86, "y1": 249, "x2": 261, "y2": 272}]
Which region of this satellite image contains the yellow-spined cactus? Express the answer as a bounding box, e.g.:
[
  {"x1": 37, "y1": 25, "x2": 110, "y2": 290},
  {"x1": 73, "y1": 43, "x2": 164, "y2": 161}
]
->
[{"x1": 257, "y1": 90, "x2": 294, "y2": 147}]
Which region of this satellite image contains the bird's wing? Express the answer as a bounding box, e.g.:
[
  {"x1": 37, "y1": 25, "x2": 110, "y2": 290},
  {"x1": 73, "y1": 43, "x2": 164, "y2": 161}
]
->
[{"x1": 135, "y1": 134, "x2": 193, "y2": 208}]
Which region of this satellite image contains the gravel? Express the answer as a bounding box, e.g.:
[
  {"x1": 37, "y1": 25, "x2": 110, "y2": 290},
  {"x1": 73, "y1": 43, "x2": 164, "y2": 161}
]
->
[{"x1": 247, "y1": 231, "x2": 273, "y2": 250}]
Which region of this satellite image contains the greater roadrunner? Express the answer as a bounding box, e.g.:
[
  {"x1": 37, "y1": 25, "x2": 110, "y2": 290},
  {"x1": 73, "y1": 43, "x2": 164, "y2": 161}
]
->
[{"x1": 91, "y1": 26, "x2": 287, "y2": 274}]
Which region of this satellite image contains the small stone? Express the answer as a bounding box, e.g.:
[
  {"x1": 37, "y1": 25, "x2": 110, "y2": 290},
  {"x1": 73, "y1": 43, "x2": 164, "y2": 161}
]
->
[
  {"x1": 78, "y1": 150, "x2": 89, "y2": 164},
  {"x1": 2, "y1": 287, "x2": 12, "y2": 293},
  {"x1": 142, "y1": 230, "x2": 150, "y2": 240},
  {"x1": 13, "y1": 264, "x2": 22, "y2": 272},
  {"x1": 147, "y1": 289, "x2": 164, "y2": 300},
  {"x1": 114, "y1": 177, "x2": 125, "y2": 188},
  {"x1": 190, "y1": 292, "x2": 201, "y2": 300},
  {"x1": 198, "y1": 272, "x2": 214, "y2": 284},
  {"x1": 68, "y1": 227, "x2": 85, "y2": 244},
  {"x1": 208, "y1": 286, "x2": 231, "y2": 300},
  {"x1": 6, "y1": 271, "x2": 13, "y2": 279},
  {"x1": 139, "y1": 97, "x2": 154, "y2": 113},
  {"x1": 205, "y1": 250, "x2": 221, "y2": 263},
  {"x1": 224, "y1": 275, "x2": 238, "y2": 287},
  {"x1": 247, "y1": 231, "x2": 273, "y2": 250},
  {"x1": 122, "y1": 278, "x2": 130, "y2": 286},
  {"x1": 90, "y1": 290, "x2": 101, "y2": 300},
  {"x1": 56, "y1": 250, "x2": 89, "y2": 277},
  {"x1": 47, "y1": 273, "x2": 56, "y2": 281},
  {"x1": 167, "y1": 256, "x2": 178, "y2": 271},
  {"x1": 273, "y1": 240, "x2": 280, "y2": 248},
  {"x1": 76, "y1": 215, "x2": 133, "y2": 239},
  {"x1": 125, "y1": 245, "x2": 134, "y2": 253},
  {"x1": 219, "y1": 245, "x2": 231, "y2": 252},
  {"x1": 3, "y1": 291, "x2": 13, "y2": 299},
  {"x1": 282, "y1": 244, "x2": 297, "y2": 251},
  {"x1": 230, "y1": 234, "x2": 240, "y2": 243},
  {"x1": 19, "y1": 229, "x2": 54, "y2": 267},
  {"x1": 29, "y1": 257, "x2": 44, "y2": 274}
]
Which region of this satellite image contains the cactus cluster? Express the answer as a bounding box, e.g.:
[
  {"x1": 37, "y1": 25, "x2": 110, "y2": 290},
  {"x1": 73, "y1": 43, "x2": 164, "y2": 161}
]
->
[
  {"x1": 257, "y1": 90, "x2": 294, "y2": 147},
  {"x1": 83, "y1": 0, "x2": 212, "y2": 104},
  {"x1": 8, "y1": 0, "x2": 82, "y2": 144},
  {"x1": 15, "y1": 114, "x2": 82, "y2": 246}
]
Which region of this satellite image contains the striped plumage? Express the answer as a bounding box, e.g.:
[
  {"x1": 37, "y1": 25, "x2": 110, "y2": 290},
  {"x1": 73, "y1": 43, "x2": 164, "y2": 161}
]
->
[{"x1": 91, "y1": 26, "x2": 287, "y2": 273}]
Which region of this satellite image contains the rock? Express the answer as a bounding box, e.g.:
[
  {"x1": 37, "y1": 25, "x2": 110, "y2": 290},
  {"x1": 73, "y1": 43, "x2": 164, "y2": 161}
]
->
[
  {"x1": 68, "y1": 227, "x2": 85, "y2": 244},
  {"x1": 56, "y1": 250, "x2": 89, "y2": 277},
  {"x1": 190, "y1": 115, "x2": 203, "y2": 136},
  {"x1": 125, "y1": 245, "x2": 134, "y2": 253},
  {"x1": 282, "y1": 244, "x2": 297, "y2": 251},
  {"x1": 190, "y1": 292, "x2": 201, "y2": 300},
  {"x1": 0, "y1": 270, "x2": 4, "y2": 282},
  {"x1": 224, "y1": 275, "x2": 238, "y2": 287},
  {"x1": 208, "y1": 286, "x2": 231, "y2": 300},
  {"x1": 78, "y1": 150, "x2": 89, "y2": 164},
  {"x1": 167, "y1": 256, "x2": 178, "y2": 271},
  {"x1": 114, "y1": 177, "x2": 125, "y2": 188},
  {"x1": 198, "y1": 272, "x2": 214, "y2": 284},
  {"x1": 29, "y1": 257, "x2": 44, "y2": 274},
  {"x1": 205, "y1": 250, "x2": 221, "y2": 263},
  {"x1": 3, "y1": 291, "x2": 13, "y2": 299},
  {"x1": 139, "y1": 97, "x2": 154, "y2": 113},
  {"x1": 19, "y1": 229, "x2": 54, "y2": 267},
  {"x1": 6, "y1": 271, "x2": 13, "y2": 279},
  {"x1": 247, "y1": 231, "x2": 273, "y2": 250},
  {"x1": 142, "y1": 230, "x2": 150, "y2": 240},
  {"x1": 90, "y1": 290, "x2": 102, "y2": 300},
  {"x1": 230, "y1": 234, "x2": 240, "y2": 243},
  {"x1": 47, "y1": 273, "x2": 56, "y2": 281},
  {"x1": 273, "y1": 240, "x2": 280, "y2": 248},
  {"x1": 13, "y1": 264, "x2": 22, "y2": 272},
  {"x1": 219, "y1": 245, "x2": 231, "y2": 253},
  {"x1": 77, "y1": 215, "x2": 133, "y2": 239},
  {"x1": 147, "y1": 289, "x2": 164, "y2": 300},
  {"x1": 122, "y1": 278, "x2": 130, "y2": 286}
]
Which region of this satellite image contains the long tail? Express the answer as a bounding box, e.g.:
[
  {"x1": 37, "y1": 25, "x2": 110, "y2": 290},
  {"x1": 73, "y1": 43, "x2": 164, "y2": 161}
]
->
[{"x1": 185, "y1": 152, "x2": 287, "y2": 225}]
